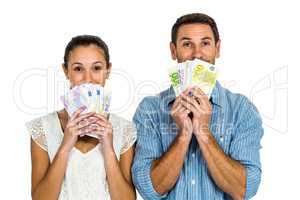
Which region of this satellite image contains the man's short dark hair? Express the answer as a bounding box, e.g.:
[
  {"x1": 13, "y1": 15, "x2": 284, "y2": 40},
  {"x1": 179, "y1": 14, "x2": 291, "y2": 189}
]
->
[
  {"x1": 64, "y1": 35, "x2": 110, "y2": 68},
  {"x1": 171, "y1": 13, "x2": 220, "y2": 45}
]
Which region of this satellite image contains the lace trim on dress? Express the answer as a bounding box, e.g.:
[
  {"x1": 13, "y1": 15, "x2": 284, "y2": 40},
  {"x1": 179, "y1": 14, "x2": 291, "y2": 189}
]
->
[
  {"x1": 26, "y1": 118, "x2": 48, "y2": 151},
  {"x1": 120, "y1": 122, "x2": 137, "y2": 154}
]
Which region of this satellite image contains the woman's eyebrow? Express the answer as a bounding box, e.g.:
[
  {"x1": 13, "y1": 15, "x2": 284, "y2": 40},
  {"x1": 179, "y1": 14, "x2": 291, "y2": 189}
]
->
[
  {"x1": 93, "y1": 61, "x2": 104, "y2": 65},
  {"x1": 71, "y1": 62, "x2": 83, "y2": 66}
]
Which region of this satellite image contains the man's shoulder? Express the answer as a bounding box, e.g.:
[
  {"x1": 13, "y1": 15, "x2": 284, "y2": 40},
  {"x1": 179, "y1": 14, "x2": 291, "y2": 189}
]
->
[{"x1": 219, "y1": 84, "x2": 259, "y2": 116}]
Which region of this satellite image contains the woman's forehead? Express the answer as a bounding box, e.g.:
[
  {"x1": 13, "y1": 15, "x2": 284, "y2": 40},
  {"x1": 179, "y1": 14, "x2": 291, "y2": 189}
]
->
[{"x1": 68, "y1": 45, "x2": 106, "y2": 62}]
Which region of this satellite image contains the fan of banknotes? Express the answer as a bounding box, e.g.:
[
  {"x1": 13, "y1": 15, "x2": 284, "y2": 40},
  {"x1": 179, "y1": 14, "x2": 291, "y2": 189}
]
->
[
  {"x1": 61, "y1": 83, "x2": 111, "y2": 116},
  {"x1": 168, "y1": 59, "x2": 218, "y2": 98},
  {"x1": 60, "y1": 83, "x2": 112, "y2": 138}
]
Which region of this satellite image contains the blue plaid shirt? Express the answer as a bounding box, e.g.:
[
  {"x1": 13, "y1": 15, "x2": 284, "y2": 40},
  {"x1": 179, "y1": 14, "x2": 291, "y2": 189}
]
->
[{"x1": 132, "y1": 81, "x2": 263, "y2": 200}]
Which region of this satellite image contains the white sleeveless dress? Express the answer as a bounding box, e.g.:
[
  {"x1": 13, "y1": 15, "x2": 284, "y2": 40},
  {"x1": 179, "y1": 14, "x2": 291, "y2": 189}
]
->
[{"x1": 26, "y1": 112, "x2": 137, "y2": 200}]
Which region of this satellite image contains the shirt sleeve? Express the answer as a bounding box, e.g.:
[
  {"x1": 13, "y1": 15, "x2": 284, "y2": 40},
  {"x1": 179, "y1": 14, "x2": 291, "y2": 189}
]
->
[
  {"x1": 25, "y1": 117, "x2": 48, "y2": 152},
  {"x1": 120, "y1": 120, "x2": 137, "y2": 154},
  {"x1": 131, "y1": 97, "x2": 168, "y2": 200},
  {"x1": 229, "y1": 96, "x2": 264, "y2": 200}
]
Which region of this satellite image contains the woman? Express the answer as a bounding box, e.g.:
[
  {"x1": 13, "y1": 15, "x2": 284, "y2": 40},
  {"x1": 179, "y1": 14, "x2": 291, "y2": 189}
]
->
[{"x1": 26, "y1": 35, "x2": 136, "y2": 200}]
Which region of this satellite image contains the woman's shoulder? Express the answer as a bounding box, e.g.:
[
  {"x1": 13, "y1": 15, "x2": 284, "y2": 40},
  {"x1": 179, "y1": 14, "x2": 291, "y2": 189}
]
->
[
  {"x1": 109, "y1": 113, "x2": 137, "y2": 154},
  {"x1": 25, "y1": 111, "x2": 59, "y2": 152},
  {"x1": 109, "y1": 113, "x2": 133, "y2": 126},
  {"x1": 25, "y1": 111, "x2": 58, "y2": 128}
]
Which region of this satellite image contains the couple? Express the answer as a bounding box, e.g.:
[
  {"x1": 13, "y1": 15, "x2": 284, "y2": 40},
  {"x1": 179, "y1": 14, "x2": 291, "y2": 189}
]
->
[{"x1": 26, "y1": 13, "x2": 263, "y2": 200}]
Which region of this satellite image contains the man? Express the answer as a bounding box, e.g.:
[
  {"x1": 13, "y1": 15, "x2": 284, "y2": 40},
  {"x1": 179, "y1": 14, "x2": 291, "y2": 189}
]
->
[{"x1": 132, "y1": 13, "x2": 263, "y2": 200}]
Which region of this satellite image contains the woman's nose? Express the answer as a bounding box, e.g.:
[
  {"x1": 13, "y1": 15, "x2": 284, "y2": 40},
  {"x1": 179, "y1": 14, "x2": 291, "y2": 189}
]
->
[{"x1": 84, "y1": 72, "x2": 93, "y2": 83}]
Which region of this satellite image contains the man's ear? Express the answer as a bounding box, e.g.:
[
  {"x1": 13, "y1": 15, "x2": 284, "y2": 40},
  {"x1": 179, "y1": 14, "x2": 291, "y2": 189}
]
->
[
  {"x1": 170, "y1": 42, "x2": 177, "y2": 60},
  {"x1": 62, "y1": 64, "x2": 69, "y2": 79},
  {"x1": 106, "y1": 62, "x2": 112, "y2": 79},
  {"x1": 215, "y1": 39, "x2": 221, "y2": 58}
]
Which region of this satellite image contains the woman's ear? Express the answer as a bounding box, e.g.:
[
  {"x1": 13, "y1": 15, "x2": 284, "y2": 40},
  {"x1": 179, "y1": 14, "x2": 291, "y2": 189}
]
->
[
  {"x1": 62, "y1": 64, "x2": 69, "y2": 79},
  {"x1": 106, "y1": 63, "x2": 112, "y2": 79}
]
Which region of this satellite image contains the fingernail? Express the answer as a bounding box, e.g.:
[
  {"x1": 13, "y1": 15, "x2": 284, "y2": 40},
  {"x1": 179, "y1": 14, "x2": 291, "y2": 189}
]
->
[{"x1": 80, "y1": 106, "x2": 87, "y2": 110}]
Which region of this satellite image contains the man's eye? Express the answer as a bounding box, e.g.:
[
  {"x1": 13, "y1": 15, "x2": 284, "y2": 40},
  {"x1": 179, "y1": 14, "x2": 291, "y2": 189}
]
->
[
  {"x1": 202, "y1": 41, "x2": 211, "y2": 46},
  {"x1": 183, "y1": 42, "x2": 192, "y2": 48}
]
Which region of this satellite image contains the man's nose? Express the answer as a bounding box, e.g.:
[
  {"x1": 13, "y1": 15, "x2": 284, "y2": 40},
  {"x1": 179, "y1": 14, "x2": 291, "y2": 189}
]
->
[{"x1": 192, "y1": 45, "x2": 203, "y2": 60}]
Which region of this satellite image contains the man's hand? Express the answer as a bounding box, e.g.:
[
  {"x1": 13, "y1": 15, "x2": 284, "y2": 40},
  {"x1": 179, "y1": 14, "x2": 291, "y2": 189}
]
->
[
  {"x1": 181, "y1": 87, "x2": 247, "y2": 199},
  {"x1": 180, "y1": 87, "x2": 212, "y2": 138},
  {"x1": 170, "y1": 88, "x2": 194, "y2": 139}
]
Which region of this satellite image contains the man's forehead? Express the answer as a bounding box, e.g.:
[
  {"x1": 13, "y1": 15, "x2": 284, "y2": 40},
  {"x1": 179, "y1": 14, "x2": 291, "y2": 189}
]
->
[{"x1": 177, "y1": 24, "x2": 214, "y2": 40}]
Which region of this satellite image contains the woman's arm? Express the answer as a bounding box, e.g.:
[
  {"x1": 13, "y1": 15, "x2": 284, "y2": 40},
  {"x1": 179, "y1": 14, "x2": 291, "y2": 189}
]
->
[
  {"x1": 103, "y1": 147, "x2": 136, "y2": 200},
  {"x1": 31, "y1": 109, "x2": 98, "y2": 200},
  {"x1": 31, "y1": 140, "x2": 70, "y2": 200},
  {"x1": 92, "y1": 114, "x2": 136, "y2": 200}
]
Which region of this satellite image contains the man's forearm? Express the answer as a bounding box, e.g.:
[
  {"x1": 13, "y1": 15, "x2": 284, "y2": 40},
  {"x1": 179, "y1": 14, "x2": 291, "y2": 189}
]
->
[
  {"x1": 196, "y1": 131, "x2": 246, "y2": 200},
  {"x1": 150, "y1": 132, "x2": 191, "y2": 195}
]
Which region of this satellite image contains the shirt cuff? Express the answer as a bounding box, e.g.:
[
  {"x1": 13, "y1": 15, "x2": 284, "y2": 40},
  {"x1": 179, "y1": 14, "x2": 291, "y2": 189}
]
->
[
  {"x1": 244, "y1": 165, "x2": 261, "y2": 199},
  {"x1": 133, "y1": 161, "x2": 168, "y2": 200}
]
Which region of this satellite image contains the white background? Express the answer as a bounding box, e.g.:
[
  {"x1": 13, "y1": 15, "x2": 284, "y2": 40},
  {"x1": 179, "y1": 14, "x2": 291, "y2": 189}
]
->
[{"x1": 0, "y1": 0, "x2": 299, "y2": 199}]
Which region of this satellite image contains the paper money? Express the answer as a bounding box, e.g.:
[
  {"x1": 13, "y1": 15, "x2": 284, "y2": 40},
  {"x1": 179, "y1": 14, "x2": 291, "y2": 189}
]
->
[
  {"x1": 168, "y1": 66, "x2": 181, "y2": 96},
  {"x1": 168, "y1": 59, "x2": 217, "y2": 98},
  {"x1": 61, "y1": 83, "x2": 112, "y2": 139}
]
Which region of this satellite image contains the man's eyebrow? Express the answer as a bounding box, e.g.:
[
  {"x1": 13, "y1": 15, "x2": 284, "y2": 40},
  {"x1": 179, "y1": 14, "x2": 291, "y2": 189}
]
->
[
  {"x1": 179, "y1": 37, "x2": 192, "y2": 41},
  {"x1": 179, "y1": 36, "x2": 213, "y2": 41},
  {"x1": 201, "y1": 36, "x2": 213, "y2": 40}
]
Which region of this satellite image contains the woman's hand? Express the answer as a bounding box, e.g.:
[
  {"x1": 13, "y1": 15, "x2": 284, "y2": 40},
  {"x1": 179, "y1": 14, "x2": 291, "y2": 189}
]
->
[
  {"x1": 60, "y1": 107, "x2": 97, "y2": 153},
  {"x1": 90, "y1": 114, "x2": 114, "y2": 154}
]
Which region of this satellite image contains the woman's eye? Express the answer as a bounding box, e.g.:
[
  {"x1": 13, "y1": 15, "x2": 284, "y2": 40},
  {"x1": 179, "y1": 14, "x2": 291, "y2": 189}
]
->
[
  {"x1": 94, "y1": 66, "x2": 102, "y2": 70},
  {"x1": 74, "y1": 66, "x2": 82, "y2": 72}
]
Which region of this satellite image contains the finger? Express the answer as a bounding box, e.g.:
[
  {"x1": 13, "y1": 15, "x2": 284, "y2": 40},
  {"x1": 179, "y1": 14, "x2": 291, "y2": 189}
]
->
[
  {"x1": 193, "y1": 87, "x2": 205, "y2": 95},
  {"x1": 93, "y1": 113, "x2": 109, "y2": 122},
  {"x1": 70, "y1": 106, "x2": 87, "y2": 121},
  {"x1": 181, "y1": 95, "x2": 202, "y2": 111},
  {"x1": 93, "y1": 115, "x2": 112, "y2": 129},
  {"x1": 76, "y1": 125, "x2": 95, "y2": 136},
  {"x1": 172, "y1": 96, "x2": 181, "y2": 109},
  {"x1": 92, "y1": 120, "x2": 111, "y2": 129},
  {"x1": 192, "y1": 92, "x2": 211, "y2": 108},
  {"x1": 70, "y1": 112, "x2": 96, "y2": 126},
  {"x1": 177, "y1": 102, "x2": 190, "y2": 114},
  {"x1": 76, "y1": 118, "x2": 99, "y2": 129},
  {"x1": 193, "y1": 87, "x2": 209, "y2": 100},
  {"x1": 181, "y1": 87, "x2": 194, "y2": 96},
  {"x1": 172, "y1": 98, "x2": 185, "y2": 114},
  {"x1": 181, "y1": 99, "x2": 198, "y2": 114},
  {"x1": 181, "y1": 95, "x2": 204, "y2": 114},
  {"x1": 91, "y1": 130, "x2": 106, "y2": 137},
  {"x1": 92, "y1": 132, "x2": 105, "y2": 141},
  {"x1": 88, "y1": 123, "x2": 103, "y2": 129}
]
